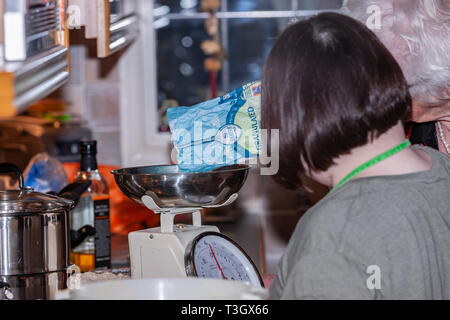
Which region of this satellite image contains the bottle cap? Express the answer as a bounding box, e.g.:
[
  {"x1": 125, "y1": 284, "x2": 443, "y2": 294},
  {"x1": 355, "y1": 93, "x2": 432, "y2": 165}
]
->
[{"x1": 80, "y1": 141, "x2": 97, "y2": 155}]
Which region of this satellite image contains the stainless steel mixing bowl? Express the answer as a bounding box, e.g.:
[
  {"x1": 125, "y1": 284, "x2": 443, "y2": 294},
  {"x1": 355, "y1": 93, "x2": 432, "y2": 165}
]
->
[{"x1": 111, "y1": 164, "x2": 250, "y2": 208}]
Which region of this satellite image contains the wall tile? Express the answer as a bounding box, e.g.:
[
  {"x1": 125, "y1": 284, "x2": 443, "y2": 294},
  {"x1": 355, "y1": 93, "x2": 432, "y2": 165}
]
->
[
  {"x1": 52, "y1": 85, "x2": 85, "y2": 115},
  {"x1": 85, "y1": 86, "x2": 120, "y2": 127},
  {"x1": 85, "y1": 54, "x2": 120, "y2": 83},
  {"x1": 92, "y1": 130, "x2": 122, "y2": 166},
  {"x1": 68, "y1": 45, "x2": 85, "y2": 85}
]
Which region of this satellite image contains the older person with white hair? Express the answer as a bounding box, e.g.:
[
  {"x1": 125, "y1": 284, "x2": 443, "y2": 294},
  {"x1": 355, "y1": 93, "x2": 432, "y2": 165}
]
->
[{"x1": 343, "y1": 0, "x2": 450, "y2": 155}]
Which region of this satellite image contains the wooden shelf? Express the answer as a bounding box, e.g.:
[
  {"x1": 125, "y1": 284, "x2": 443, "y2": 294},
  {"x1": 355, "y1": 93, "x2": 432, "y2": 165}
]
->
[{"x1": 68, "y1": 0, "x2": 139, "y2": 58}]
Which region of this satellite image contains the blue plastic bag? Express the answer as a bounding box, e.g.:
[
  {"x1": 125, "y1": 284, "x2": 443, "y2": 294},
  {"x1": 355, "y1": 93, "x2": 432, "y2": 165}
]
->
[
  {"x1": 167, "y1": 81, "x2": 261, "y2": 172},
  {"x1": 23, "y1": 153, "x2": 68, "y2": 193}
]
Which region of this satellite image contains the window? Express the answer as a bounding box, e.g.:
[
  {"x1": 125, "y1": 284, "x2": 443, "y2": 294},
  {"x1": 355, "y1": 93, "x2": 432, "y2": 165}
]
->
[{"x1": 153, "y1": 0, "x2": 343, "y2": 131}]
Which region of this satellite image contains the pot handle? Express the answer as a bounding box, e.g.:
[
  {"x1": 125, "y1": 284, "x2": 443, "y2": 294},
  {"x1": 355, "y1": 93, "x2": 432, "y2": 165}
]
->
[{"x1": 0, "y1": 163, "x2": 24, "y2": 190}]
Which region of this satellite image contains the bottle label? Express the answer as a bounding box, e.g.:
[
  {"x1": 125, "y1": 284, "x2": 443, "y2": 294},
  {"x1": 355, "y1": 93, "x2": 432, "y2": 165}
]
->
[{"x1": 93, "y1": 196, "x2": 111, "y2": 269}]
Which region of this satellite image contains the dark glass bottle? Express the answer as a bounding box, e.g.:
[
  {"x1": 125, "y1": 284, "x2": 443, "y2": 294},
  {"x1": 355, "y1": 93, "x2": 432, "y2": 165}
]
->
[{"x1": 70, "y1": 141, "x2": 111, "y2": 271}]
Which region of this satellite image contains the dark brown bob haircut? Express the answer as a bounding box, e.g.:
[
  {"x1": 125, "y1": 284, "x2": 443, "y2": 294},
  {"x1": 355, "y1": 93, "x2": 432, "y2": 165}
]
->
[{"x1": 262, "y1": 12, "x2": 411, "y2": 190}]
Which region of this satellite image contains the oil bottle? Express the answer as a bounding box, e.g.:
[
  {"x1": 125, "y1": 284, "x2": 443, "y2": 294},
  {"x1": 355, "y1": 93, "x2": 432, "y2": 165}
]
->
[{"x1": 70, "y1": 141, "x2": 111, "y2": 272}]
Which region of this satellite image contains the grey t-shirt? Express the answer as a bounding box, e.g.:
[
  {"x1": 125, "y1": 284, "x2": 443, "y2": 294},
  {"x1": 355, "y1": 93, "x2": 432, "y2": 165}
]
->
[{"x1": 270, "y1": 146, "x2": 450, "y2": 300}]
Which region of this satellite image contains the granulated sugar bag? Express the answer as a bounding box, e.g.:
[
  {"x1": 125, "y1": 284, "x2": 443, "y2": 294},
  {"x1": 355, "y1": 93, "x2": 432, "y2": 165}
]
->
[{"x1": 167, "y1": 81, "x2": 261, "y2": 172}]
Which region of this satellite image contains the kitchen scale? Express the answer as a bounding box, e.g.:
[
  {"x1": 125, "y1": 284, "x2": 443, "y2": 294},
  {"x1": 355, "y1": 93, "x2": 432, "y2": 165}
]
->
[{"x1": 111, "y1": 164, "x2": 264, "y2": 287}]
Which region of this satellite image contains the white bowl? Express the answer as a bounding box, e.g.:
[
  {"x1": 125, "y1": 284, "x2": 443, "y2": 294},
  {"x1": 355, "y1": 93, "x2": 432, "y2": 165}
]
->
[{"x1": 56, "y1": 278, "x2": 269, "y2": 300}]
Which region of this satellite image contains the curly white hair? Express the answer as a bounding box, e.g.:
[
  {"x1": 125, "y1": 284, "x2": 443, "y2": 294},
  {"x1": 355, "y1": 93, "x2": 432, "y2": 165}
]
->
[{"x1": 342, "y1": 0, "x2": 450, "y2": 105}]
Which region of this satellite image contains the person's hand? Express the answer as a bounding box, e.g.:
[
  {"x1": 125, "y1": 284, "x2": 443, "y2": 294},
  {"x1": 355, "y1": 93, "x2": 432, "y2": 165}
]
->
[{"x1": 262, "y1": 274, "x2": 275, "y2": 289}]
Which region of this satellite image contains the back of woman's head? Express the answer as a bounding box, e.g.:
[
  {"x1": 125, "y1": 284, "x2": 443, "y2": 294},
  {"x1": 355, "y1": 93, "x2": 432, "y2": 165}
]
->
[{"x1": 262, "y1": 12, "x2": 411, "y2": 190}]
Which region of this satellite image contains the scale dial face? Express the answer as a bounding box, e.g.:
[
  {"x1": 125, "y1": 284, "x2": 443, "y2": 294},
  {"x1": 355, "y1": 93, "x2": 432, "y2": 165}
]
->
[{"x1": 185, "y1": 232, "x2": 263, "y2": 287}]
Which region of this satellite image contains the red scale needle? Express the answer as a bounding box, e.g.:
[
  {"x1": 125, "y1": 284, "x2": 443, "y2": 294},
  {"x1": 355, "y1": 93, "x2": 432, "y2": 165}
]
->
[{"x1": 209, "y1": 244, "x2": 226, "y2": 279}]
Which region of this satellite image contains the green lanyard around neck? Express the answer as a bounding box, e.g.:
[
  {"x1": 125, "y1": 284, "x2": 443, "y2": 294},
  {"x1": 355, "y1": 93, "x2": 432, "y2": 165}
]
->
[{"x1": 330, "y1": 139, "x2": 411, "y2": 193}]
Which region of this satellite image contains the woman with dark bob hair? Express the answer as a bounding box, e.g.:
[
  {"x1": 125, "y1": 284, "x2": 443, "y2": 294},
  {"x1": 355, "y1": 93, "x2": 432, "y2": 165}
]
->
[{"x1": 263, "y1": 13, "x2": 450, "y2": 299}]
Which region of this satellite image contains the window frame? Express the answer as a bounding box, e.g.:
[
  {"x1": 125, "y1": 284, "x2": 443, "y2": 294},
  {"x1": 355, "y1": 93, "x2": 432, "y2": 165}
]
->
[{"x1": 119, "y1": 0, "x2": 338, "y2": 167}]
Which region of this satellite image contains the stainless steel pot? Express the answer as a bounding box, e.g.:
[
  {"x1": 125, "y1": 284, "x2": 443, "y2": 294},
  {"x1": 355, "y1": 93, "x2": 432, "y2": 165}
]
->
[
  {"x1": 1, "y1": 272, "x2": 67, "y2": 300},
  {"x1": 0, "y1": 163, "x2": 74, "y2": 300}
]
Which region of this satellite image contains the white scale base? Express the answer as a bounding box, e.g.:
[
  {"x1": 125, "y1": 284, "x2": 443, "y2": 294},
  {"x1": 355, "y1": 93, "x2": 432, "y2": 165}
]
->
[
  {"x1": 128, "y1": 194, "x2": 238, "y2": 279},
  {"x1": 129, "y1": 224, "x2": 219, "y2": 279}
]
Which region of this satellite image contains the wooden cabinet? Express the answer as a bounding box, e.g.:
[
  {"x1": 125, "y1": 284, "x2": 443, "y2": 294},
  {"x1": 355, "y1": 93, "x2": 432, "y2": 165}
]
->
[
  {"x1": 0, "y1": 0, "x2": 138, "y2": 117},
  {"x1": 68, "y1": 0, "x2": 139, "y2": 58},
  {"x1": 0, "y1": 0, "x2": 70, "y2": 117}
]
